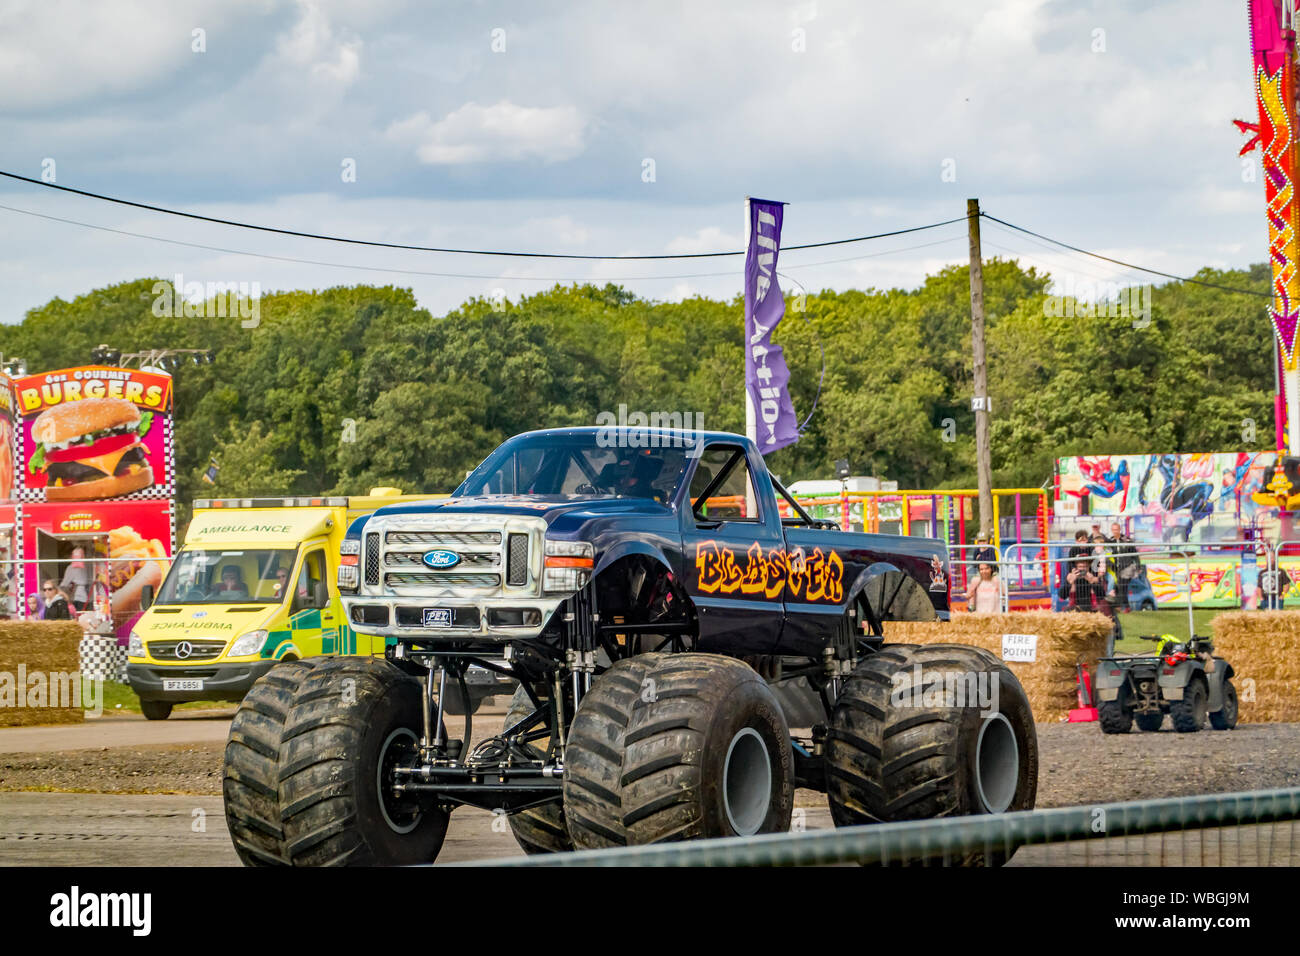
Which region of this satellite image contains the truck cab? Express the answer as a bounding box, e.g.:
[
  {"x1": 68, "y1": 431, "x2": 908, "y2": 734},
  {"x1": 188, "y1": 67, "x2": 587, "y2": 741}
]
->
[{"x1": 126, "y1": 492, "x2": 438, "y2": 718}]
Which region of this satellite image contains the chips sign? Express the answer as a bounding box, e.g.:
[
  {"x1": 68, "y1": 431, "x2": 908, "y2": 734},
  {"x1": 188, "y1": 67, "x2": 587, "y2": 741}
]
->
[{"x1": 8, "y1": 367, "x2": 175, "y2": 502}]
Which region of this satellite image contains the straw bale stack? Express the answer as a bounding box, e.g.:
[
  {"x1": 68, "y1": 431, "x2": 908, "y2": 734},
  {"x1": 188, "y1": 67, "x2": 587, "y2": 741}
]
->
[{"x1": 882, "y1": 612, "x2": 1111, "y2": 722}]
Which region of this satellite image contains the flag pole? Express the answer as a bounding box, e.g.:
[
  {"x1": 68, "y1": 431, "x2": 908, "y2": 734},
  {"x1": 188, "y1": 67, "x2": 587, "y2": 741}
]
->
[{"x1": 744, "y1": 197, "x2": 757, "y2": 447}]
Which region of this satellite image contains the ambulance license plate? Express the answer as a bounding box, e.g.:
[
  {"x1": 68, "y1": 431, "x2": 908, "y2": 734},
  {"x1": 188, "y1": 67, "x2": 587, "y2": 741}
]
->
[{"x1": 162, "y1": 679, "x2": 204, "y2": 692}]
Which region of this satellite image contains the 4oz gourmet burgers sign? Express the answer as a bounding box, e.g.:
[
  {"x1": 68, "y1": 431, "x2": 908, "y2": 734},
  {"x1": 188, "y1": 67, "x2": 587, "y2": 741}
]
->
[{"x1": 12, "y1": 366, "x2": 174, "y2": 502}]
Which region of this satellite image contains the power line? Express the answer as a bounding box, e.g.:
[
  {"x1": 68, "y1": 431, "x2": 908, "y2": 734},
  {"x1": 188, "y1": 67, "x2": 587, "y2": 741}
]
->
[
  {"x1": 980, "y1": 212, "x2": 1271, "y2": 298},
  {"x1": 0, "y1": 169, "x2": 965, "y2": 260},
  {"x1": 0, "y1": 201, "x2": 967, "y2": 282}
]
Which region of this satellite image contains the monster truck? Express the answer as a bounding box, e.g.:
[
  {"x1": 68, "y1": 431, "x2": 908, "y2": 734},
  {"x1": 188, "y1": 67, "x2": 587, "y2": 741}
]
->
[{"x1": 221, "y1": 427, "x2": 1038, "y2": 866}]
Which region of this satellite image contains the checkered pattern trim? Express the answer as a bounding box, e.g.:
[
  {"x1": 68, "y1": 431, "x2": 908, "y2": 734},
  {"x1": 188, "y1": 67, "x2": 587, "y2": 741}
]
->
[
  {"x1": 17, "y1": 415, "x2": 175, "y2": 502},
  {"x1": 78, "y1": 635, "x2": 128, "y2": 683}
]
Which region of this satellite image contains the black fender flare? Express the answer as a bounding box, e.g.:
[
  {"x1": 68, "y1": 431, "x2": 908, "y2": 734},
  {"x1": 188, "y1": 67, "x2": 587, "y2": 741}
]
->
[
  {"x1": 593, "y1": 540, "x2": 675, "y2": 580},
  {"x1": 845, "y1": 562, "x2": 938, "y2": 630}
]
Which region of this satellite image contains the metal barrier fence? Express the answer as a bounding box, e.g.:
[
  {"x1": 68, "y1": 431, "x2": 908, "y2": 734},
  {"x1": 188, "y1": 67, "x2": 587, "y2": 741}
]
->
[
  {"x1": 468, "y1": 787, "x2": 1300, "y2": 867},
  {"x1": 0, "y1": 554, "x2": 172, "y2": 625},
  {"x1": 953, "y1": 539, "x2": 1280, "y2": 628}
]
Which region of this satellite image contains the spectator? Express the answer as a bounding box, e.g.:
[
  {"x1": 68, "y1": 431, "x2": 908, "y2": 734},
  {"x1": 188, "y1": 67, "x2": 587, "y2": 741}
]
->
[
  {"x1": 972, "y1": 533, "x2": 997, "y2": 565},
  {"x1": 1108, "y1": 521, "x2": 1140, "y2": 612},
  {"x1": 25, "y1": 593, "x2": 43, "y2": 621},
  {"x1": 41, "y1": 580, "x2": 71, "y2": 620},
  {"x1": 1067, "y1": 530, "x2": 1090, "y2": 560},
  {"x1": 1058, "y1": 558, "x2": 1114, "y2": 620},
  {"x1": 965, "y1": 563, "x2": 1000, "y2": 614},
  {"x1": 1256, "y1": 544, "x2": 1291, "y2": 610},
  {"x1": 60, "y1": 546, "x2": 90, "y2": 612}
]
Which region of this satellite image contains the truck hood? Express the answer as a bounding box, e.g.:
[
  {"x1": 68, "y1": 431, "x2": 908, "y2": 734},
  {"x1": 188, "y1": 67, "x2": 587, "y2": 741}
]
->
[{"x1": 367, "y1": 494, "x2": 672, "y2": 524}]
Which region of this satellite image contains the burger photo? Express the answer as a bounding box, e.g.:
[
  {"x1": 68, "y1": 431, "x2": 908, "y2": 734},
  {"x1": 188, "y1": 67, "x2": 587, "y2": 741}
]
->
[{"x1": 28, "y1": 398, "x2": 155, "y2": 500}]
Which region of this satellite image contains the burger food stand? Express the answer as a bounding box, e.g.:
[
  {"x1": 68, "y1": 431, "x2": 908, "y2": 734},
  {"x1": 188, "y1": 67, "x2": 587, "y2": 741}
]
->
[{"x1": 0, "y1": 366, "x2": 175, "y2": 678}]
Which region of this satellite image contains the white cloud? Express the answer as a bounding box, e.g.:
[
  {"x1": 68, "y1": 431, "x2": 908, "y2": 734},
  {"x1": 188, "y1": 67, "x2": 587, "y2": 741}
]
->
[
  {"x1": 666, "y1": 227, "x2": 740, "y2": 256},
  {"x1": 276, "y1": 0, "x2": 362, "y2": 86},
  {"x1": 389, "y1": 101, "x2": 588, "y2": 165}
]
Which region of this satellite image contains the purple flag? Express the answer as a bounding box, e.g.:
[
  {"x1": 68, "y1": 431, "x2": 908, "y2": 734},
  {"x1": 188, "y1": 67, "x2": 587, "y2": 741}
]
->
[{"x1": 744, "y1": 198, "x2": 799, "y2": 454}]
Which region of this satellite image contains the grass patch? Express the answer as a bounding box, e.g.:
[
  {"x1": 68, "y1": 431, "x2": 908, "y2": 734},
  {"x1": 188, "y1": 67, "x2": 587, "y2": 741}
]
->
[
  {"x1": 86, "y1": 680, "x2": 233, "y2": 715},
  {"x1": 1112, "y1": 608, "x2": 1222, "y2": 655}
]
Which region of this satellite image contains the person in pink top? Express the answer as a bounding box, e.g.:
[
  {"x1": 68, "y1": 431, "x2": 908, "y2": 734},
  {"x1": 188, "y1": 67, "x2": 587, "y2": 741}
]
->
[{"x1": 965, "y1": 562, "x2": 1001, "y2": 614}]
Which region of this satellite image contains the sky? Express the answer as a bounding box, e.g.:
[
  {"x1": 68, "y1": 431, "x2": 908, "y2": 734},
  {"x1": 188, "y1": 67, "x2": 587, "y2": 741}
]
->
[{"x1": 0, "y1": 0, "x2": 1271, "y2": 324}]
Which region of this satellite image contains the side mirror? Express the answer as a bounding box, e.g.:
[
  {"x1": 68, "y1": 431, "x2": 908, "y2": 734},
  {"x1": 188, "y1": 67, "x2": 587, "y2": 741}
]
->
[{"x1": 140, "y1": 585, "x2": 154, "y2": 611}]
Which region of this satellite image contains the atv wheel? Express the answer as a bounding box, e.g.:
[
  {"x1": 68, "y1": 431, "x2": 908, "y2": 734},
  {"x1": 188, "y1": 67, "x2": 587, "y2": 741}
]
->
[
  {"x1": 278, "y1": 656, "x2": 449, "y2": 865},
  {"x1": 1170, "y1": 679, "x2": 1208, "y2": 733},
  {"x1": 504, "y1": 687, "x2": 572, "y2": 854},
  {"x1": 1134, "y1": 712, "x2": 1163, "y2": 732},
  {"x1": 1209, "y1": 680, "x2": 1238, "y2": 730},
  {"x1": 140, "y1": 699, "x2": 173, "y2": 720},
  {"x1": 563, "y1": 652, "x2": 792, "y2": 848},
  {"x1": 1098, "y1": 695, "x2": 1133, "y2": 734},
  {"x1": 825, "y1": 644, "x2": 1037, "y2": 865},
  {"x1": 222, "y1": 659, "x2": 318, "y2": 866}
]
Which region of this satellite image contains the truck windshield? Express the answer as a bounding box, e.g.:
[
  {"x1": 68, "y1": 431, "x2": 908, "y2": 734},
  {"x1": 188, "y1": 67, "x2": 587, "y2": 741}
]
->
[
  {"x1": 458, "y1": 434, "x2": 693, "y2": 504},
  {"x1": 155, "y1": 548, "x2": 299, "y2": 604}
]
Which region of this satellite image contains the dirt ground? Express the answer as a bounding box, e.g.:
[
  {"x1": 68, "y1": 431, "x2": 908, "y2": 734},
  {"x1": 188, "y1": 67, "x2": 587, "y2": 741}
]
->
[
  {"x1": 3, "y1": 706, "x2": 1298, "y2": 805},
  {"x1": 2, "y1": 704, "x2": 1298, "y2": 867}
]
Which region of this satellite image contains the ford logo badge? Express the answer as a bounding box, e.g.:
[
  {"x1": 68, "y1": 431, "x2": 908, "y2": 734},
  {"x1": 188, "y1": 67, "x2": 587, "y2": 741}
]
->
[{"x1": 422, "y1": 549, "x2": 461, "y2": 569}]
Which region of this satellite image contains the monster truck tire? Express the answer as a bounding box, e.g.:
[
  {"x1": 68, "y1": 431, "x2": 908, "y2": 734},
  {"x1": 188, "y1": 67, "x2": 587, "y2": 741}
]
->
[
  {"x1": 139, "y1": 699, "x2": 173, "y2": 721},
  {"x1": 278, "y1": 656, "x2": 449, "y2": 866},
  {"x1": 1134, "y1": 712, "x2": 1164, "y2": 732},
  {"x1": 222, "y1": 658, "x2": 318, "y2": 866},
  {"x1": 563, "y1": 652, "x2": 793, "y2": 848},
  {"x1": 769, "y1": 676, "x2": 825, "y2": 729},
  {"x1": 1170, "y1": 678, "x2": 1208, "y2": 733},
  {"x1": 1209, "y1": 680, "x2": 1238, "y2": 730},
  {"x1": 826, "y1": 644, "x2": 1037, "y2": 865},
  {"x1": 504, "y1": 687, "x2": 572, "y2": 854}
]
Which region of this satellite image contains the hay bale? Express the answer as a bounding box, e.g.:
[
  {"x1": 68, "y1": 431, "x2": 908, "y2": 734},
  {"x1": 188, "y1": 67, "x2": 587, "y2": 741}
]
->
[
  {"x1": 882, "y1": 612, "x2": 1111, "y2": 723},
  {"x1": 1210, "y1": 612, "x2": 1300, "y2": 724},
  {"x1": 0, "y1": 620, "x2": 85, "y2": 727}
]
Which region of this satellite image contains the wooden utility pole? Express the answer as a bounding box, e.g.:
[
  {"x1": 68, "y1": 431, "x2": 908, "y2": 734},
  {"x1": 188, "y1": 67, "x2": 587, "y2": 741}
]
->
[{"x1": 967, "y1": 198, "x2": 993, "y2": 540}]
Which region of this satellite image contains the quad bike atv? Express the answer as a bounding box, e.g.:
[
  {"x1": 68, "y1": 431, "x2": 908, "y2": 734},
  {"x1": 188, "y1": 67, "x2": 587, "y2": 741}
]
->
[
  {"x1": 1094, "y1": 634, "x2": 1238, "y2": 734},
  {"x1": 221, "y1": 427, "x2": 1039, "y2": 866}
]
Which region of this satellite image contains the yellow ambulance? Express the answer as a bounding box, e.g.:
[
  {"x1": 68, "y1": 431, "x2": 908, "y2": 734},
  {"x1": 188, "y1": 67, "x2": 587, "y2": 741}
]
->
[{"x1": 125, "y1": 492, "x2": 438, "y2": 719}]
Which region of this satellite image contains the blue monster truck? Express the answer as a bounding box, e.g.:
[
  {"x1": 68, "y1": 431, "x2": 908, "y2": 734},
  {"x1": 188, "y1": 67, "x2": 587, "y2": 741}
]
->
[{"x1": 221, "y1": 427, "x2": 1038, "y2": 865}]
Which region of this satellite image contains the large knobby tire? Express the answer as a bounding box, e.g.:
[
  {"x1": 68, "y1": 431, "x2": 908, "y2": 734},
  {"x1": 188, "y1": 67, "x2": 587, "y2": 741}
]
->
[
  {"x1": 279, "y1": 656, "x2": 449, "y2": 866},
  {"x1": 223, "y1": 659, "x2": 318, "y2": 866},
  {"x1": 1098, "y1": 692, "x2": 1133, "y2": 735},
  {"x1": 825, "y1": 643, "x2": 1037, "y2": 865},
  {"x1": 1170, "y1": 678, "x2": 1208, "y2": 733},
  {"x1": 1134, "y1": 712, "x2": 1164, "y2": 732},
  {"x1": 140, "y1": 699, "x2": 173, "y2": 721},
  {"x1": 504, "y1": 687, "x2": 572, "y2": 854},
  {"x1": 1209, "y1": 680, "x2": 1238, "y2": 730},
  {"x1": 563, "y1": 652, "x2": 793, "y2": 848}
]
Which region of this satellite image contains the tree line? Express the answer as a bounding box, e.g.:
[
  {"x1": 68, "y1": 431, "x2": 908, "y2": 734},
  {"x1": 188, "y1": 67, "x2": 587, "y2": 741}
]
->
[{"x1": 0, "y1": 259, "x2": 1276, "y2": 528}]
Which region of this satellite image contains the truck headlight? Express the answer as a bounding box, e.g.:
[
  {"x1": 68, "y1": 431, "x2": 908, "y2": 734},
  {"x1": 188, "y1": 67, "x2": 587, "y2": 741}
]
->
[
  {"x1": 338, "y1": 538, "x2": 361, "y2": 592},
  {"x1": 228, "y1": 630, "x2": 268, "y2": 658},
  {"x1": 543, "y1": 539, "x2": 594, "y2": 593},
  {"x1": 127, "y1": 631, "x2": 144, "y2": 658}
]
